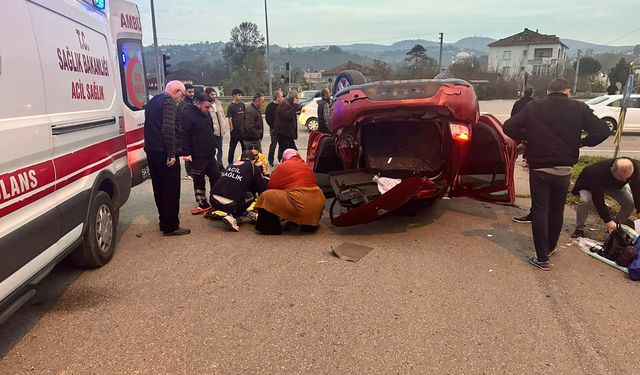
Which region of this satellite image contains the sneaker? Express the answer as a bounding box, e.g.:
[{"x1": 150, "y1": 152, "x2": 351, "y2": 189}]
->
[
  {"x1": 512, "y1": 213, "x2": 532, "y2": 223},
  {"x1": 223, "y1": 215, "x2": 240, "y2": 232},
  {"x1": 163, "y1": 227, "x2": 191, "y2": 236},
  {"x1": 183, "y1": 175, "x2": 193, "y2": 180},
  {"x1": 571, "y1": 229, "x2": 584, "y2": 238},
  {"x1": 529, "y1": 256, "x2": 551, "y2": 271}
]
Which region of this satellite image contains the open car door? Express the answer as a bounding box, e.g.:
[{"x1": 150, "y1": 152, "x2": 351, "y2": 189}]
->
[{"x1": 451, "y1": 114, "x2": 517, "y2": 204}]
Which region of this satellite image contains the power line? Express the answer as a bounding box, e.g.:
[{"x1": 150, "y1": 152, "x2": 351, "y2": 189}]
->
[{"x1": 605, "y1": 26, "x2": 640, "y2": 45}]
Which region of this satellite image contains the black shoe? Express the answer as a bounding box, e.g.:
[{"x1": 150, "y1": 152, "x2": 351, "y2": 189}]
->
[
  {"x1": 163, "y1": 227, "x2": 191, "y2": 236},
  {"x1": 529, "y1": 256, "x2": 551, "y2": 271},
  {"x1": 571, "y1": 229, "x2": 584, "y2": 238},
  {"x1": 512, "y1": 213, "x2": 532, "y2": 223}
]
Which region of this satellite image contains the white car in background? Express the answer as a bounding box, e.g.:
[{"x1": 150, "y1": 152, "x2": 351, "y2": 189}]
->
[
  {"x1": 298, "y1": 99, "x2": 319, "y2": 131},
  {"x1": 586, "y1": 94, "x2": 640, "y2": 134}
]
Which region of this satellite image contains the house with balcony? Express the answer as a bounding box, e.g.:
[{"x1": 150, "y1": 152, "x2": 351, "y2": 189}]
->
[{"x1": 487, "y1": 28, "x2": 568, "y2": 79}]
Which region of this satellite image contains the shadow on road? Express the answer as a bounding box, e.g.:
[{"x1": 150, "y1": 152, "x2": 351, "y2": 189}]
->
[{"x1": 0, "y1": 219, "x2": 132, "y2": 359}]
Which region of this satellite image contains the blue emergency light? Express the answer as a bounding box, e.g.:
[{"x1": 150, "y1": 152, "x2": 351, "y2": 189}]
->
[
  {"x1": 93, "y1": 0, "x2": 106, "y2": 10},
  {"x1": 121, "y1": 52, "x2": 127, "y2": 65}
]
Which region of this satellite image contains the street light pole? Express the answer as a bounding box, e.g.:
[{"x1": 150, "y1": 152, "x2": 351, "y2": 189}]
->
[
  {"x1": 573, "y1": 49, "x2": 582, "y2": 95},
  {"x1": 264, "y1": 0, "x2": 273, "y2": 98},
  {"x1": 150, "y1": 0, "x2": 163, "y2": 91}
]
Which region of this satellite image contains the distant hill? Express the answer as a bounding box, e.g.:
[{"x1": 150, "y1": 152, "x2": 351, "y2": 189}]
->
[{"x1": 561, "y1": 39, "x2": 635, "y2": 55}]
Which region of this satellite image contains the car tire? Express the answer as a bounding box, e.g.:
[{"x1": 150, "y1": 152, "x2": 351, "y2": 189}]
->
[
  {"x1": 70, "y1": 191, "x2": 116, "y2": 268},
  {"x1": 306, "y1": 117, "x2": 319, "y2": 131},
  {"x1": 603, "y1": 117, "x2": 617, "y2": 134},
  {"x1": 332, "y1": 70, "x2": 367, "y2": 95}
]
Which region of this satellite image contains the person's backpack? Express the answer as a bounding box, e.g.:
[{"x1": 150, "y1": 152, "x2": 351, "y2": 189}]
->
[
  {"x1": 629, "y1": 243, "x2": 640, "y2": 281},
  {"x1": 600, "y1": 223, "x2": 636, "y2": 262}
]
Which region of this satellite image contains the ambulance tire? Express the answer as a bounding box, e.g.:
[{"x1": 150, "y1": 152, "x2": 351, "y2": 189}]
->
[{"x1": 70, "y1": 191, "x2": 116, "y2": 268}]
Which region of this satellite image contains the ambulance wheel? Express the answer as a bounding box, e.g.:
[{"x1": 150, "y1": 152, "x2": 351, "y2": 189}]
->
[{"x1": 71, "y1": 191, "x2": 116, "y2": 268}]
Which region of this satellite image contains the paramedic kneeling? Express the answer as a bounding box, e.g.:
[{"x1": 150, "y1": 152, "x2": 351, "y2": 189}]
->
[
  {"x1": 255, "y1": 149, "x2": 326, "y2": 235},
  {"x1": 209, "y1": 150, "x2": 268, "y2": 232},
  {"x1": 571, "y1": 157, "x2": 640, "y2": 238}
]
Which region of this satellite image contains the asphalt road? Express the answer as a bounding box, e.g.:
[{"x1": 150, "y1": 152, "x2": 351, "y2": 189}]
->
[{"x1": 1, "y1": 101, "x2": 640, "y2": 374}]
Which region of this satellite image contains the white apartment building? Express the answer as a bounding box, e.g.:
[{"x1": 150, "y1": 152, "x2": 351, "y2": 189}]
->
[{"x1": 488, "y1": 28, "x2": 568, "y2": 79}]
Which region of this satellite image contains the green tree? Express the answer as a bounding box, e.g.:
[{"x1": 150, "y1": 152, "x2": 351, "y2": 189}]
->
[
  {"x1": 222, "y1": 22, "x2": 267, "y2": 93},
  {"x1": 372, "y1": 59, "x2": 392, "y2": 80},
  {"x1": 608, "y1": 58, "x2": 630, "y2": 86},
  {"x1": 572, "y1": 57, "x2": 602, "y2": 76},
  {"x1": 449, "y1": 56, "x2": 480, "y2": 77},
  {"x1": 405, "y1": 44, "x2": 431, "y2": 68}
]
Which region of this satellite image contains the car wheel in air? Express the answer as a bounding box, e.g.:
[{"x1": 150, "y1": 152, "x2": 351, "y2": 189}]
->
[
  {"x1": 332, "y1": 70, "x2": 367, "y2": 95},
  {"x1": 70, "y1": 191, "x2": 116, "y2": 268}
]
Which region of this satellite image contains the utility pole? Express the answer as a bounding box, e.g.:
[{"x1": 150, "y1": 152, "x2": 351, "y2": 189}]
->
[
  {"x1": 264, "y1": 0, "x2": 273, "y2": 98},
  {"x1": 150, "y1": 0, "x2": 163, "y2": 91},
  {"x1": 573, "y1": 49, "x2": 582, "y2": 95},
  {"x1": 438, "y1": 33, "x2": 444, "y2": 73}
]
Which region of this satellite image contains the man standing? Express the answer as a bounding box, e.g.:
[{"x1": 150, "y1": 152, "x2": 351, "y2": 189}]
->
[
  {"x1": 571, "y1": 158, "x2": 640, "y2": 238},
  {"x1": 206, "y1": 87, "x2": 226, "y2": 168},
  {"x1": 178, "y1": 83, "x2": 196, "y2": 179},
  {"x1": 316, "y1": 88, "x2": 332, "y2": 134},
  {"x1": 503, "y1": 78, "x2": 609, "y2": 270},
  {"x1": 265, "y1": 90, "x2": 284, "y2": 166},
  {"x1": 511, "y1": 86, "x2": 535, "y2": 224},
  {"x1": 226, "y1": 89, "x2": 246, "y2": 165},
  {"x1": 242, "y1": 92, "x2": 265, "y2": 152},
  {"x1": 180, "y1": 93, "x2": 221, "y2": 214},
  {"x1": 274, "y1": 90, "x2": 299, "y2": 161},
  {"x1": 144, "y1": 80, "x2": 190, "y2": 236}
]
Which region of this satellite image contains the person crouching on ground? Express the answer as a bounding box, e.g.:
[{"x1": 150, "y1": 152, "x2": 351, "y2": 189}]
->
[
  {"x1": 209, "y1": 150, "x2": 268, "y2": 231},
  {"x1": 255, "y1": 149, "x2": 326, "y2": 235},
  {"x1": 180, "y1": 93, "x2": 221, "y2": 215},
  {"x1": 571, "y1": 157, "x2": 640, "y2": 238}
]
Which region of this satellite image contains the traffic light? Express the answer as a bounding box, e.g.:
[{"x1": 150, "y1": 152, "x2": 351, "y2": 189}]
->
[
  {"x1": 285, "y1": 62, "x2": 290, "y2": 71},
  {"x1": 524, "y1": 72, "x2": 529, "y2": 86},
  {"x1": 162, "y1": 53, "x2": 171, "y2": 76}
]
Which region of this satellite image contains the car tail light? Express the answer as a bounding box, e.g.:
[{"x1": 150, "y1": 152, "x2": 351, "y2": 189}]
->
[
  {"x1": 301, "y1": 108, "x2": 306, "y2": 113},
  {"x1": 450, "y1": 122, "x2": 470, "y2": 142}
]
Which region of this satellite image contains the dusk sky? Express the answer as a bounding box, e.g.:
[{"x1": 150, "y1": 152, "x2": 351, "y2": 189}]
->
[{"x1": 131, "y1": 0, "x2": 640, "y2": 49}]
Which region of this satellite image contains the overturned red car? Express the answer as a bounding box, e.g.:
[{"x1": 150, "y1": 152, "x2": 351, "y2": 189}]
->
[{"x1": 305, "y1": 71, "x2": 517, "y2": 226}]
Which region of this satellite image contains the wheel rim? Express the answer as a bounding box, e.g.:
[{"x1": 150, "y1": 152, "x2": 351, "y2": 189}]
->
[
  {"x1": 95, "y1": 204, "x2": 113, "y2": 253},
  {"x1": 336, "y1": 77, "x2": 351, "y2": 92},
  {"x1": 605, "y1": 119, "x2": 616, "y2": 133},
  {"x1": 307, "y1": 119, "x2": 319, "y2": 131}
]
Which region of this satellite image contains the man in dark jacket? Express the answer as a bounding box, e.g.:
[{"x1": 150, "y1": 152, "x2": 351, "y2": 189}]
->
[
  {"x1": 242, "y1": 92, "x2": 265, "y2": 152},
  {"x1": 178, "y1": 83, "x2": 196, "y2": 178},
  {"x1": 144, "y1": 80, "x2": 190, "y2": 236},
  {"x1": 226, "y1": 88, "x2": 246, "y2": 165},
  {"x1": 181, "y1": 93, "x2": 221, "y2": 214},
  {"x1": 571, "y1": 158, "x2": 640, "y2": 238},
  {"x1": 316, "y1": 88, "x2": 331, "y2": 134},
  {"x1": 274, "y1": 90, "x2": 299, "y2": 161},
  {"x1": 209, "y1": 150, "x2": 268, "y2": 231},
  {"x1": 265, "y1": 90, "x2": 284, "y2": 166},
  {"x1": 503, "y1": 78, "x2": 610, "y2": 270},
  {"x1": 511, "y1": 86, "x2": 535, "y2": 117}
]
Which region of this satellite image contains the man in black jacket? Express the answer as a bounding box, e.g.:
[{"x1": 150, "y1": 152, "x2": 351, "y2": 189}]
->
[
  {"x1": 181, "y1": 93, "x2": 221, "y2": 214},
  {"x1": 571, "y1": 158, "x2": 640, "y2": 238},
  {"x1": 226, "y1": 89, "x2": 246, "y2": 165},
  {"x1": 209, "y1": 151, "x2": 268, "y2": 231},
  {"x1": 316, "y1": 88, "x2": 331, "y2": 134},
  {"x1": 144, "y1": 80, "x2": 191, "y2": 236},
  {"x1": 242, "y1": 92, "x2": 265, "y2": 152},
  {"x1": 503, "y1": 78, "x2": 609, "y2": 270},
  {"x1": 511, "y1": 86, "x2": 535, "y2": 223},
  {"x1": 274, "y1": 90, "x2": 299, "y2": 161},
  {"x1": 265, "y1": 90, "x2": 284, "y2": 166}
]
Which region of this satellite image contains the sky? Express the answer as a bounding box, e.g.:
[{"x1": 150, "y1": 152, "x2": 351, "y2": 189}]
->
[{"x1": 131, "y1": 0, "x2": 640, "y2": 48}]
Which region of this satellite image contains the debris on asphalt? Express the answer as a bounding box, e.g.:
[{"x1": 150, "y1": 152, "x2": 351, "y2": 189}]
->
[
  {"x1": 136, "y1": 233, "x2": 142, "y2": 238},
  {"x1": 331, "y1": 243, "x2": 374, "y2": 262},
  {"x1": 486, "y1": 234, "x2": 493, "y2": 238}
]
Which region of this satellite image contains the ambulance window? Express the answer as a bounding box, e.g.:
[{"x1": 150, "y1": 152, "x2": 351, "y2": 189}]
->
[{"x1": 118, "y1": 40, "x2": 148, "y2": 111}]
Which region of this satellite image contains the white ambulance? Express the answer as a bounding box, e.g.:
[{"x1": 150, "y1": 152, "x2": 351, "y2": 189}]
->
[{"x1": 0, "y1": 0, "x2": 149, "y2": 322}]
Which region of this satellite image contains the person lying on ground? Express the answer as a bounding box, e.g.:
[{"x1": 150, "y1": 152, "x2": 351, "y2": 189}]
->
[
  {"x1": 254, "y1": 149, "x2": 326, "y2": 235},
  {"x1": 209, "y1": 150, "x2": 268, "y2": 231}
]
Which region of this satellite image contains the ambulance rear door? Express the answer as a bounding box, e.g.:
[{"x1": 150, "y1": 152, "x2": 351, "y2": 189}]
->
[{"x1": 109, "y1": 0, "x2": 149, "y2": 186}]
